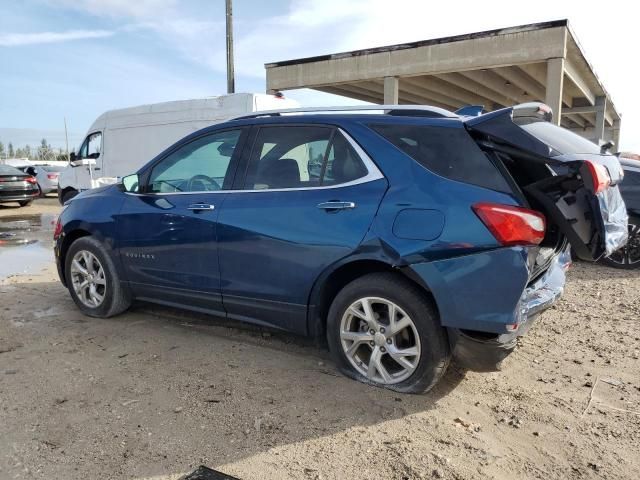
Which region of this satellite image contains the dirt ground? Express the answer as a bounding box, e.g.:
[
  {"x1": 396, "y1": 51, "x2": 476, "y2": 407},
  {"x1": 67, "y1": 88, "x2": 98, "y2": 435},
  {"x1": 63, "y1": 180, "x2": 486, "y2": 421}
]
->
[{"x1": 1, "y1": 198, "x2": 639, "y2": 480}]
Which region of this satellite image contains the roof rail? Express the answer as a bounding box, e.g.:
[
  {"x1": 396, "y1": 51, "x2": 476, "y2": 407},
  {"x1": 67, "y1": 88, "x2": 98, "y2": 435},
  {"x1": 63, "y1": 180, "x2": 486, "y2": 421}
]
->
[{"x1": 232, "y1": 104, "x2": 458, "y2": 120}]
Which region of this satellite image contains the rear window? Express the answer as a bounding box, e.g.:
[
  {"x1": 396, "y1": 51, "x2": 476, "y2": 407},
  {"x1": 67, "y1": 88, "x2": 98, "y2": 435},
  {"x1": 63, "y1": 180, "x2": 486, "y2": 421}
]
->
[
  {"x1": 518, "y1": 119, "x2": 601, "y2": 156},
  {"x1": 0, "y1": 165, "x2": 23, "y2": 176},
  {"x1": 370, "y1": 124, "x2": 511, "y2": 192}
]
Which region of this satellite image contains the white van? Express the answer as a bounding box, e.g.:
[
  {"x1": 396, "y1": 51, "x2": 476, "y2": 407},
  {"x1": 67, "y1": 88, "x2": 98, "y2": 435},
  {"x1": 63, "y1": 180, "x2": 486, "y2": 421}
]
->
[{"x1": 58, "y1": 93, "x2": 299, "y2": 204}]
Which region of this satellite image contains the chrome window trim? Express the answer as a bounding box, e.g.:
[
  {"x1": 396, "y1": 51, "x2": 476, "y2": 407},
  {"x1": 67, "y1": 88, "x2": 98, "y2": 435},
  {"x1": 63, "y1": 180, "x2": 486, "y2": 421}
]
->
[{"x1": 135, "y1": 128, "x2": 384, "y2": 196}]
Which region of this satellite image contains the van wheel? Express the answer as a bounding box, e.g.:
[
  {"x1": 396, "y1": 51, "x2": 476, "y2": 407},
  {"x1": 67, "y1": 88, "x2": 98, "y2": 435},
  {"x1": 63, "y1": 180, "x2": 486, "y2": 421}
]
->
[
  {"x1": 18, "y1": 200, "x2": 32, "y2": 207},
  {"x1": 65, "y1": 237, "x2": 132, "y2": 317},
  {"x1": 61, "y1": 189, "x2": 78, "y2": 204},
  {"x1": 326, "y1": 273, "x2": 450, "y2": 394}
]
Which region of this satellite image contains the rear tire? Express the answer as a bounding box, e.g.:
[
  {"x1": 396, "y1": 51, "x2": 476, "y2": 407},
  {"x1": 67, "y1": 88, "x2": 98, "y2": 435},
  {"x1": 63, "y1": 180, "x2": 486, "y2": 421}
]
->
[
  {"x1": 18, "y1": 200, "x2": 32, "y2": 207},
  {"x1": 326, "y1": 272, "x2": 450, "y2": 394},
  {"x1": 600, "y1": 222, "x2": 640, "y2": 270},
  {"x1": 65, "y1": 236, "x2": 132, "y2": 317}
]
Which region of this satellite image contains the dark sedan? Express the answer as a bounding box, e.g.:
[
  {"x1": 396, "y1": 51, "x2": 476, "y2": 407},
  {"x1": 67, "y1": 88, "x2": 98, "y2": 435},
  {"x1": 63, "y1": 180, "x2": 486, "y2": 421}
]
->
[{"x1": 0, "y1": 165, "x2": 39, "y2": 207}]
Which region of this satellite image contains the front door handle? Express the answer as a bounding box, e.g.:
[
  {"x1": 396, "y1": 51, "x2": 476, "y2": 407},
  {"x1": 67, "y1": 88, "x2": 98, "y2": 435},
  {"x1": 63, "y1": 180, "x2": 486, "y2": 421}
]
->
[
  {"x1": 317, "y1": 201, "x2": 356, "y2": 210},
  {"x1": 187, "y1": 203, "x2": 215, "y2": 211}
]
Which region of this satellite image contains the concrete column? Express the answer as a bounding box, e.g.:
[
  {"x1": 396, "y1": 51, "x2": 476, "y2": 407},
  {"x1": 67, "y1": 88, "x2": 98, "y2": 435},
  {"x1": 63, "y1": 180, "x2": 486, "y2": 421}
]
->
[
  {"x1": 545, "y1": 57, "x2": 565, "y2": 126},
  {"x1": 612, "y1": 119, "x2": 621, "y2": 152},
  {"x1": 594, "y1": 96, "x2": 607, "y2": 144},
  {"x1": 383, "y1": 76, "x2": 399, "y2": 104}
]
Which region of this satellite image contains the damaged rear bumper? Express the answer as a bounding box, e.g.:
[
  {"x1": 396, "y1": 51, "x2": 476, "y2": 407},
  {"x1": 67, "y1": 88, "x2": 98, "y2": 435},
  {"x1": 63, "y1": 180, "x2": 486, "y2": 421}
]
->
[{"x1": 449, "y1": 248, "x2": 570, "y2": 372}]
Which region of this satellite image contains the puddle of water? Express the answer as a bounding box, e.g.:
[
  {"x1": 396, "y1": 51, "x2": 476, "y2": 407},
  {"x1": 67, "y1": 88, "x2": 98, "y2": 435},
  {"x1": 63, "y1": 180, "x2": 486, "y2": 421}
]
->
[{"x1": 0, "y1": 213, "x2": 57, "y2": 279}]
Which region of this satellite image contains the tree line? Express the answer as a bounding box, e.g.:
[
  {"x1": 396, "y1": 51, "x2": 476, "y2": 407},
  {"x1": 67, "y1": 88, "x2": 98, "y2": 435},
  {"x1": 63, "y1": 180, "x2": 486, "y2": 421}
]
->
[{"x1": 0, "y1": 138, "x2": 69, "y2": 162}]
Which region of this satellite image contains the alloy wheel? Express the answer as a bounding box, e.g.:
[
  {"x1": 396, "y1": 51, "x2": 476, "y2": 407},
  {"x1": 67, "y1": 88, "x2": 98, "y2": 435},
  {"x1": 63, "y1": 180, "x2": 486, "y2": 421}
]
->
[
  {"x1": 606, "y1": 223, "x2": 640, "y2": 267},
  {"x1": 339, "y1": 296, "x2": 421, "y2": 385},
  {"x1": 70, "y1": 250, "x2": 107, "y2": 308}
]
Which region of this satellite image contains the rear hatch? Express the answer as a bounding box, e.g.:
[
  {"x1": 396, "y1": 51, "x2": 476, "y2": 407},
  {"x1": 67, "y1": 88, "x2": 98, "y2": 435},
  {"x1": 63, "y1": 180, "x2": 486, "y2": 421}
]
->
[{"x1": 465, "y1": 103, "x2": 628, "y2": 261}]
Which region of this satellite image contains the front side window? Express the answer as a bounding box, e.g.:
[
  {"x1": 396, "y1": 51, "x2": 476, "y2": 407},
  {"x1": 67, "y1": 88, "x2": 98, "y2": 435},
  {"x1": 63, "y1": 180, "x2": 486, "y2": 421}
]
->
[
  {"x1": 79, "y1": 132, "x2": 102, "y2": 159},
  {"x1": 244, "y1": 126, "x2": 368, "y2": 190},
  {"x1": 148, "y1": 129, "x2": 241, "y2": 193}
]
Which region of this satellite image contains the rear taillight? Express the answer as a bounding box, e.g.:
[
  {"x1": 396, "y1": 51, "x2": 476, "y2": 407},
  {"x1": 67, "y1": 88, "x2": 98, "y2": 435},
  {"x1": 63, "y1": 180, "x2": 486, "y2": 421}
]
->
[
  {"x1": 25, "y1": 176, "x2": 38, "y2": 184},
  {"x1": 47, "y1": 173, "x2": 59, "y2": 180},
  {"x1": 472, "y1": 202, "x2": 546, "y2": 246},
  {"x1": 585, "y1": 161, "x2": 611, "y2": 194},
  {"x1": 53, "y1": 217, "x2": 63, "y2": 240}
]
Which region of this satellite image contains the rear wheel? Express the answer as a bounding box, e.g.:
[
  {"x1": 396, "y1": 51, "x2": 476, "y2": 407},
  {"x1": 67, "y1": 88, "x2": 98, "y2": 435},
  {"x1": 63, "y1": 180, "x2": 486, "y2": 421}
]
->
[
  {"x1": 601, "y1": 222, "x2": 640, "y2": 269},
  {"x1": 18, "y1": 200, "x2": 32, "y2": 207},
  {"x1": 327, "y1": 273, "x2": 449, "y2": 394},
  {"x1": 65, "y1": 237, "x2": 131, "y2": 317}
]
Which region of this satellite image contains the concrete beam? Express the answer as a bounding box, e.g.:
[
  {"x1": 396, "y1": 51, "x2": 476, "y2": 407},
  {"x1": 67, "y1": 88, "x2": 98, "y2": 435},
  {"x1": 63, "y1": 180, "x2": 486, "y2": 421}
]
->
[
  {"x1": 493, "y1": 66, "x2": 546, "y2": 101},
  {"x1": 383, "y1": 76, "x2": 399, "y2": 104},
  {"x1": 403, "y1": 76, "x2": 487, "y2": 107},
  {"x1": 433, "y1": 73, "x2": 514, "y2": 107},
  {"x1": 564, "y1": 59, "x2": 595, "y2": 105},
  {"x1": 398, "y1": 80, "x2": 463, "y2": 109},
  {"x1": 459, "y1": 70, "x2": 530, "y2": 104},
  {"x1": 546, "y1": 57, "x2": 564, "y2": 126},
  {"x1": 266, "y1": 26, "x2": 568, "y2": 90},
  {"x1": 315, "y1": 86, "x2": 381, "y2": 104}
]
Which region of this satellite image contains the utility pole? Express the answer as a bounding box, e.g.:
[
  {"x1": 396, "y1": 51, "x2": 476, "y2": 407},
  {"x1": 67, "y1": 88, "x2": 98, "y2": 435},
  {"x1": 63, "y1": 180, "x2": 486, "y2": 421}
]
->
[
  {"x1": 226, "y1": 0, "x2": 235, "y2": 94},
  {"x1": 64, "y1": 117, "x2": 70, "y2": 163}
]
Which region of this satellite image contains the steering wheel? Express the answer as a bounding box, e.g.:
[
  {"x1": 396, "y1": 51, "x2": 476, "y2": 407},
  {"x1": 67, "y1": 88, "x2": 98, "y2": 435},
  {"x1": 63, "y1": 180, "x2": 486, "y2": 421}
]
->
[{"x1": 186, "y1": 174, "x2": 221, "y2": 192}]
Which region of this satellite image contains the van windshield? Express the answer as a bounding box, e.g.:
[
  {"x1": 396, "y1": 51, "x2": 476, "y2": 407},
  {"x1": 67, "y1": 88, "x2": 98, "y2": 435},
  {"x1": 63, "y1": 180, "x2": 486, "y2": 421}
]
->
[{"x1": 518, "y1": 119, "x2": 601, "y2": 156}]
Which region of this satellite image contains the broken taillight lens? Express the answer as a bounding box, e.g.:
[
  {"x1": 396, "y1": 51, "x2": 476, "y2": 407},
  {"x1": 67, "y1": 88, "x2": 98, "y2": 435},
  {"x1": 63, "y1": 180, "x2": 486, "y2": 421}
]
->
[
  {"x1": 585, "y1": 160, "x2": 611, "y2": 194},
  {"x1": 53, "y1": 217, "x2": 63, "y2": 240},
  {"x1": 473, "y1": 202, "x2": 546, "y2": 246}
]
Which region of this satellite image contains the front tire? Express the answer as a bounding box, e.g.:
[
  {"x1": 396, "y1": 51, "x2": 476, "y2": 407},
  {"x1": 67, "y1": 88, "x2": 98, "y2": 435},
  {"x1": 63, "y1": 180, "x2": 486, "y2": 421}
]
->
[
  {"x1": 65, "y1": 237, "x2": 131, "y2": 317},
  {"x1": 18, "y1": 200, "x2": 32, "y2": 207},
  {"x1": 327, "y1": 272, "x2": 450, "y2": 394}
]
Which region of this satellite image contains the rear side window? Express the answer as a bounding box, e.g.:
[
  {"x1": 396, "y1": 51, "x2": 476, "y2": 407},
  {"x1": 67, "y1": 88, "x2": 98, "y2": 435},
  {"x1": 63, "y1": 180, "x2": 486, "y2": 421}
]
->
[
  {"x1": 370, "y1": 124, "x2": 510, "y2": 192},
  {"x1": 517, "y1": 119, "x2": 601, "y2": 156},
  {"x1": 244, "y1": 126, "x2": 368, "y2": 190},
  {"x1": 622, "y1": 169, "x2": 640, "y2": 187}
]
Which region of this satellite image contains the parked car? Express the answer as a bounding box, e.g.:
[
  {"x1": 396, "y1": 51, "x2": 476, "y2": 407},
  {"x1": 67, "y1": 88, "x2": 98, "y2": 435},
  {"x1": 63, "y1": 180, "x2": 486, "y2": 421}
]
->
[
  {"x1": 601, "y1": 156, "x2": 640, "y2": 269},
  {"x1": 0, "y1": 165, "x2": 39, "y2": 206},
  {"x1": 57, "y1": 93, "x2": 299, "y2": 205},
  {"x1": 53, "y1": 103, "x2": 627, "y2": 393},
  {"x1": 17, "y1": 164, "x2": 65, "y2": 196}
]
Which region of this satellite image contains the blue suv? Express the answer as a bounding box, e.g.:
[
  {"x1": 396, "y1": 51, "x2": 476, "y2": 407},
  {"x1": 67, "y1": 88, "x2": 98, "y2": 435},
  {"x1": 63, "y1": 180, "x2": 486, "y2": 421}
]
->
[{"x1": 54, "y1": 103, "x2": 627, "y2": 393}]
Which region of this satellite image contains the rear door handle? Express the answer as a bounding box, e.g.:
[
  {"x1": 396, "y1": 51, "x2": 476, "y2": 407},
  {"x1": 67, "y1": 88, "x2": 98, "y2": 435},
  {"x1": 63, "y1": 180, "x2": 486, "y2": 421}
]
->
[
  {"x1": 187, "y1": 203, "x2": 215, "y2": 211},
  {"x1": 317, "y1": 201, "x2": 356, "y2": 210}
]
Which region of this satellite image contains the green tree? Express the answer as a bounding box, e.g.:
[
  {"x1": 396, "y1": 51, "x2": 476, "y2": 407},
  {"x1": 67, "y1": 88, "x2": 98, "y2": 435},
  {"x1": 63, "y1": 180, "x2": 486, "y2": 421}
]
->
[
  {"x1": 8, "y1": 142, "x2": 14, "y2": 157},
  {"x1": 0, "y1": 141, "x2": 4, "y2": 157}
]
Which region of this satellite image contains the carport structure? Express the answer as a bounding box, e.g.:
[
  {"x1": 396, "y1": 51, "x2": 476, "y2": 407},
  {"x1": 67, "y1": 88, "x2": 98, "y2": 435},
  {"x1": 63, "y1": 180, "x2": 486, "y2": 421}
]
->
[{"x1": 265, "y1": 20, "x2": 621, "y2": 148}]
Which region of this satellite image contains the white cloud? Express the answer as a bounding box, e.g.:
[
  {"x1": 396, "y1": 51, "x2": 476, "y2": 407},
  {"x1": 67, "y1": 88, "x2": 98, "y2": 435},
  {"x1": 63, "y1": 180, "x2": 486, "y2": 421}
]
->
[
  {"x1": 49, "y1": 0, "x2": 178, "y2": 19},
  {"x1": 0, "y1": 29, "x2": 114, "y2": 47}
]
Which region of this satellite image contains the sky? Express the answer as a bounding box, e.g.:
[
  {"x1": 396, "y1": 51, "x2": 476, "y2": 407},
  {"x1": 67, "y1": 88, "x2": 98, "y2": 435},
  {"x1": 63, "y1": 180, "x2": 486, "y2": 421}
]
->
[{"x1": 0, "y1": 0, "x2": 639, "y2": 152}]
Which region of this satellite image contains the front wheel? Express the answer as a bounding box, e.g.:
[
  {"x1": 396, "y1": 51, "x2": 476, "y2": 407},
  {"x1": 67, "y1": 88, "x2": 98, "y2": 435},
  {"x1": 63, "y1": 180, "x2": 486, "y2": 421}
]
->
[
  {"x1": 327, "y1": 272, "x2": 450, "y2": 394},
  {"x1": 601, "y1": 222, "x2": 640, "y2": 269},
  {"x1": 65, "y1": 237, "x2": 132, "y2": 317},
  {"x1": 18, "y1": 200, "x2": 32, "y2": 207}
]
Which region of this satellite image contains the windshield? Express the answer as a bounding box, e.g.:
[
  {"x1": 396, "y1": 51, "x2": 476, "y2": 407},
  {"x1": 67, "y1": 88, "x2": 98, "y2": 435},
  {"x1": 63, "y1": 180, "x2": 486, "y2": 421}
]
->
[
  {"x1": 518, "y1": 119, "x2": 602, "y2": 156},
  {"x1": 0, "y1": 165, "x2": 24, "y2": 176}
]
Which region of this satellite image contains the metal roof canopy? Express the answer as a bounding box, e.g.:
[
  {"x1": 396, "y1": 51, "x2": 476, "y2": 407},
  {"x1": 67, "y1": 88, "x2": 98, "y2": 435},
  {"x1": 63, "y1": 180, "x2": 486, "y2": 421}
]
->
[{"x1": 265, "y1": 20, "x2": 621, "y2": 147}]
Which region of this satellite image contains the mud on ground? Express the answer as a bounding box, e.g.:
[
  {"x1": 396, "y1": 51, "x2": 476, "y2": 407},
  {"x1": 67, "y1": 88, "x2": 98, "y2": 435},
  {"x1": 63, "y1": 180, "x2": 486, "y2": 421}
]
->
[{"x1": 0, "y1": 198, "x2": 639, "y2": 479}]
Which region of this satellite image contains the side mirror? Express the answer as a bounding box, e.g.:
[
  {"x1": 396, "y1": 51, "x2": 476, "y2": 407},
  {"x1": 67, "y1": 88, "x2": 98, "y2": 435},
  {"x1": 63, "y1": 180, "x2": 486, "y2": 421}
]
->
[
  {"x1": 121, "y1": 174, "x2": 140, "y2": 193},
  {"x1": 69, "y1": 152, "x2": 77, "y2": 162}
]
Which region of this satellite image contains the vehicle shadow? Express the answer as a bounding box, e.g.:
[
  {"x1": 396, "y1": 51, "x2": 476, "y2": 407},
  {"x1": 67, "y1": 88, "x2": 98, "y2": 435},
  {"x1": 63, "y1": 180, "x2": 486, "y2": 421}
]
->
[{"x1": 1, "y1": 279, "x2": 466, "y2": 479}]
